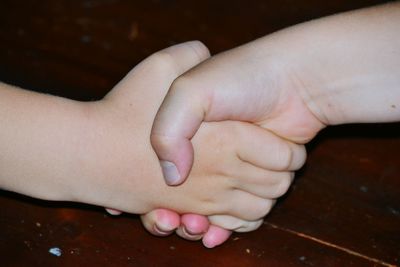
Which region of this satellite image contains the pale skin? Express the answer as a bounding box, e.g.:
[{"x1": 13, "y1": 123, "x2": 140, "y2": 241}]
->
[
  {"x1": 145, "y1": 2, "x2": 400, "y2": 247},
  {"x1": 0, "y1": 42, "x2": 302, "y2": 234}
]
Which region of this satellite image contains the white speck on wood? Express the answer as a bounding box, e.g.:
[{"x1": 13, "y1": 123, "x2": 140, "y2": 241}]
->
[{"x1": 49, "y1": 247, "x2": 62, "y2": 257}]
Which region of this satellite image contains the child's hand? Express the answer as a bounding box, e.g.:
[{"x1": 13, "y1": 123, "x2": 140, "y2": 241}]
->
[
  {"x1": 99, "y1": 41, "x2": 305, "y2": 247},
  {"x1": 143, "y1": 31, "x2": 321, "y2": 247},
  {"x1": 83, "y1": 42, "x2": 306, "y2": 225},
  {"x1": 141, "y1": 123, "x2": 305, "y2": 247},
  {"x1": 0, "y1": 41, "x2": 283, "y2": 245},
  {"x1": 0, "y1": 40, "x2": 304, "y2": 247}
]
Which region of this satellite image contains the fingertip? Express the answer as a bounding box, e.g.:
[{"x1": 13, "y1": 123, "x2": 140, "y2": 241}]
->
[
  {"x1": 151, "y1": 135, "x2": 194, "y2": 186},
  {"x1": 202, "y1": 226, "x2": 232, "y2": 248},
  {"x1": 105, "y1": 208, "x2": 122, "y2": 216},
  {"x1": 141, "y1": 209, "x2": 181, "y2": 236},
  {"x1": 181, "y1": 214, "x2": 210, "y2": 234},
  {"x1": 153, "y1": 223, "x2": 176, "y2": 236},
  {"x1": 160, "y1": 160, "x2": 182, "y2": 185},
  {"x1": 155, "y1": 209, "x2": 181, "y2": 230},
  {"x1": 184, "y1": 40, "x2": 211, "y2": 61},
  {"x1": 290, "y1": 143, "x2": 307, "y2": 171},
  {"x1": 175, "y1": 214, "x2": 209, "y2": 241}
]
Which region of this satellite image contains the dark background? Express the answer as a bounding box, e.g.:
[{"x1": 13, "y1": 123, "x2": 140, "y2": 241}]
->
[{"x1": 0, "y1": 1, "x2": 399, "y2": 266}]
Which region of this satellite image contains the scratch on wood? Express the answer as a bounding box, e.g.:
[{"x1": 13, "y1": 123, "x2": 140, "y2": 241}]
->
[{"x1": 265, "y1": 222, "x2": 398, "y2": 267}]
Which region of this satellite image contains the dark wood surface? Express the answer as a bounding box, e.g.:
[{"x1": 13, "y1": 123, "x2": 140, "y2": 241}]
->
[{"x1": 0, "y1": 1, "x2": 399, "y2": 266}]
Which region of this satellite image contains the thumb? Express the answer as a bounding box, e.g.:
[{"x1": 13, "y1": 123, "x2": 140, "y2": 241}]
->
[
  {"x1": 151, "y1": 49, "x2": 253, "y2": 185},
  {"x1": 151, "y1": 81, "x2": 209, "y2": 185},
  {"x1": 151, "y1": 41, "x2": 211, "y2": 185}
]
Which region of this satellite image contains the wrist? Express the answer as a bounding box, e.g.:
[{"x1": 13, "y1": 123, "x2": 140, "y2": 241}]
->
[
  {"x1": 248, "y1": 33, "x2": 327, "y2": 142},
  {"x1": 68, "y1": 99, "x2": 159, "y2": 214},
  {"x1": 46, "y1": 99, "x2": 98, "y2": 202},
  {"x1": 276, "y1": 3, "x2": 400, "y2": 126},
  {"x1": 0, "y1": 84, "x2": 97, "y2": 202}
]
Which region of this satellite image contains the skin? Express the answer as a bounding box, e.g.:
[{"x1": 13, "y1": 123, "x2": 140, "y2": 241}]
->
[
  {"x1": 0, "y1": 42, "x2": 303, "y2": 236},
  {"x1": 145, "y1": 2, "x2": 400, "y2": 246}
]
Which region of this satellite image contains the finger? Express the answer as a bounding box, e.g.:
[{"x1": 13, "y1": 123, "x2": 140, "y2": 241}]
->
[
  {"x1": 227, "y1": 193, "x2": 276, "y2": 221},
  {"x1": 140, "y1": 209, "x2": 181, "y2": 236},
  {"x1": 158, "y1": 41, "x2": 211, "y2": 76},
  {"x1": 145, "y1": 41, "x2": 212, "y2": 186},
  {"x1": 181, "y1": 213, "x2": 210, "y2": 234},
  {"x1": 106, "y1": 40, "x2": 211, "y2": 102},
  {"x1": 175, "y1": 214, "x2": 209, "y2": 241},
  {"x1": 235, "y1": 123, "x2": 307, "y2": 171},
  {"x1": 202, "y1": 225, "x2": 232, "y2": 248},
  {"x1": 105, "y1": 208, "x2": 122, "y2": 216},
  {"x1": 208, "y1": 215, "x2": 263, "y2": 233},
  {"x1": 231, "y1": 164, "x2": 294, "y2": 199},
  {"x1": 150, "y1": 77, "x2": 208, "y2": 186}
]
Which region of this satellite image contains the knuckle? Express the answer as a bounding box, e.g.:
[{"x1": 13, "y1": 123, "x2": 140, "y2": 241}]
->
[
  {"x1": 186, "y1": 40, "x2": 210, "y2": 60},
  {"x1": 168, "y1": 76, "x2": 202, "y2": 106},
  {"x1": 227, "y1": 218, "x2": 246, "y2": 231},
  {"x1": 208, "y1": 121, "x2": 238, "y2": 154},
  {"x1": 249, "y1": 199, "x2": 275, "y2": 220},
  {"x1": 213, "y1": 173, "x2": 237, "y2": 193},
  {"x1": 149, "y1": 51, "x2": 177, "y2": 73},
  {"x1": 199, "y1": 123, "x2": 231, "y2": 157},
  {"x1": 292, "y1": 144, "x2": 307, "y2": 170},
  {"x1": 170, "y1": 75, "x2": 197, "y2": 94},
  {"x1": 274, "y1": 173, "x2": 293, "y2": 197},
  {"x1": 276, "y1": 141, "x2": 294, "y2": 170},
  {"x1": 234, "y1": 220, "x2": 251, "y2": 231},
  {"x1": 236, "y1": 220, "x2": 263, "y2": 233},
  {"x1": 150, "y1": 133, "x2": 173, "y2": 152},
  {"x1": 258, "y1": 199, "x2": 275, "y2": 218}
]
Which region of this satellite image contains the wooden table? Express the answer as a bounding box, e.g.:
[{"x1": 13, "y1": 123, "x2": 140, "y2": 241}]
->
[{"x1": 1, "y1": 1, "x2": 399, "y2": 266}]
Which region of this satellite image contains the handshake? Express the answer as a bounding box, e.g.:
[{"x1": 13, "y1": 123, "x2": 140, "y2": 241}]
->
[
  {"x1": 1, "y1": 3, "x2": 398, "y2": 249},
  {"x1": 104, "y1": 39, "x2": 315, "y2": 248},
  {"x1": 94, "y1": 1, "x2": 400, "y2": 247}
]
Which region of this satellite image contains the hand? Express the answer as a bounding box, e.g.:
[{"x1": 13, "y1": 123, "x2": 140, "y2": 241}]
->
[
  {"x1": 144, "y1": 36, "x2": 314, "y2": 247},
  {"x1": 94, "y1": 41, "x2": 301, "y2": 247},
  {"x1": 142, "y1": 117, "x2": 305, "y2": 247},
  {"x1": 150, "y1": 35, "x2": 323, "y2": 186}
]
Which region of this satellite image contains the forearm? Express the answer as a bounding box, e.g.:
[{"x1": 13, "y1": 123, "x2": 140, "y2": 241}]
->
[
  {"x1": 281, "y1": 2, "x2": 400, "y2": 125},
  {"x1": 0, "y1": 82, "x2": 90, "y2": 200},
  {"x1": 0, "y1": 82, "x2": 204, "y2": 214},
  {"x1": 0, "y1": 81, "x2": 168, "y2": 213}
]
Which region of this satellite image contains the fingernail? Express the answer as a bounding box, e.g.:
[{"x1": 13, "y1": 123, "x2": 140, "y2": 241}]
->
[
  {"x1": 160, "y1": 161, "x2": 181, "y2": 185},
  {"x1": 105, "y1": 208, "x2": 122, "y2": 216},
  {"x1": 182, "y1": 226, "x2": 200, "y2": 237},
  {"x1": 153, "y1": 224, "x2": 171, "y2": 236}
]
